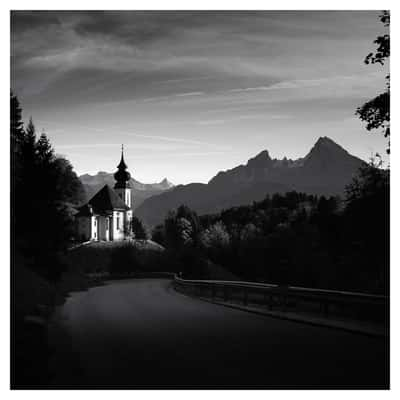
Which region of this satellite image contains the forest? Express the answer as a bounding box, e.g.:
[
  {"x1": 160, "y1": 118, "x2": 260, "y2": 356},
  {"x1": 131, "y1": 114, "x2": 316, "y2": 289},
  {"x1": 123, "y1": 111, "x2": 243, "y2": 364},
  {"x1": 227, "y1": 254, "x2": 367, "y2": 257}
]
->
[{"x1": 151, "y1": 175, "x2": 389, "y2": 295}]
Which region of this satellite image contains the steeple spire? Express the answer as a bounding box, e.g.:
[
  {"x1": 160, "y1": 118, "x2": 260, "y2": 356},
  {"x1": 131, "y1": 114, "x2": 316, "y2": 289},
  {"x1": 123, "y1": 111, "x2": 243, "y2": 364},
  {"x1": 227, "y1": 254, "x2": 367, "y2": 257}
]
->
[
  {"x1": 117, "y1": 144, "x2": 128, "y2": 170},
  {"x1": 114, "y1": 144, "x2": 131, "y2": 188}
]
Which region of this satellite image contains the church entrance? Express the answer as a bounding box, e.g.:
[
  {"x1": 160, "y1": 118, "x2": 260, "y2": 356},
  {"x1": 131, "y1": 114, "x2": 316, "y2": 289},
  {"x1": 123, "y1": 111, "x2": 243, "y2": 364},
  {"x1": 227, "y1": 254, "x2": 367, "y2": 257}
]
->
[{"x1": 97, "y1": 216, "x2": 111, "y2": 241}]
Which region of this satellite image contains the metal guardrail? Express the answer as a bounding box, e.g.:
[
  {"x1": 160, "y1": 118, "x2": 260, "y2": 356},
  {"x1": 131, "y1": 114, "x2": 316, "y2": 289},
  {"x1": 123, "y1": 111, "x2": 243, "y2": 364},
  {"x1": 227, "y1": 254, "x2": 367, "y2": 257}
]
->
[{"x1": 173, "y1": 275, "x2": 388, "y2": 321}]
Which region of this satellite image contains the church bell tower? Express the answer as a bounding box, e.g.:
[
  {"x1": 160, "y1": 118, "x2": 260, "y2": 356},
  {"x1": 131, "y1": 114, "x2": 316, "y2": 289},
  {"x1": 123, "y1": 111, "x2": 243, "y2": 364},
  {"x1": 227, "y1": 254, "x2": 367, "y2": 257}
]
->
[{"x1": 114, "y1": 145, "x2": 132, "y2": 208}]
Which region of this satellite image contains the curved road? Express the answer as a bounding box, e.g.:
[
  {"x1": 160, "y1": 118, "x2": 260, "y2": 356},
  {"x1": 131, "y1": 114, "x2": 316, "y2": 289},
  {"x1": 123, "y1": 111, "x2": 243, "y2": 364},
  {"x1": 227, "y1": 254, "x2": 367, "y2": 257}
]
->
[{"x1": 48, "y1": 279, "x2": 388, "y2": 389}]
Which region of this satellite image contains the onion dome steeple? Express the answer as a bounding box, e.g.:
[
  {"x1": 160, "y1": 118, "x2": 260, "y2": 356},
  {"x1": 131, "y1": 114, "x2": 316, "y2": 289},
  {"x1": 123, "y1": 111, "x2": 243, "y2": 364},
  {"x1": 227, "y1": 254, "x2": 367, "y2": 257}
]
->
[{"x1": 114, "y1": 145, "x2": 131, "y2": 189}]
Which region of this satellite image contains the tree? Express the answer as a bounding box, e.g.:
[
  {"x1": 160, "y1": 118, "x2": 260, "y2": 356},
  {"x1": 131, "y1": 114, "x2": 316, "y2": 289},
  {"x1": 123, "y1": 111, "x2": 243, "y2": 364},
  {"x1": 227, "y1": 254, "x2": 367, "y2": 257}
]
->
[
  {"x1": 11, "y1": 97, "x2": 86, "y2": 281},
  {"x1": 345, "y1": 158, "x2": 389, "y2": 206},
  {"x1": 176, "y1": 217, "x2": 194, "y2": 245},
  {"x1": 200, "y1": 221, "x2": 230, "y2": 249},
  {"x1": 36, "y1": 132, "x2": 54, "y2": 164},
  {"x1": 10, "y1": 92, "x2": 24, "y2": 154},
  {"x1": 176, "y1": 205, "x2": 200, "y2": 241},
  {"x1": 24, "y1": 118, "x2": 36, "y2": 149},
  {"x1": 163, "y1": 206, "x2": 200, "y2": 248},
  {"x1": 364, "y1": 11, "x2": 390, "y2": 66},
  {"x1": 151, "y1": 224, "x2": 166, "y2": 246},
  {"x1": 16, "y1": 118, "x2": 38, "y2": 235},
  {"x1": 52, "y1": 157, "x2": 86, "y2": 205},
  {"x1": 239, "y1": 223, "x2": 260, "y2": 242},
  {"x1": 356, "y1": 11, "x2": 390, "y2": 153},
  {"x1": 11, "y1": 93, "x2": 25, "y2": 214},
  {"x1": 131, "y1": 215, "x2": 148, "y2": 240},
  {"x1": 344, "y1": 159, "x2": 389, "y2": 294}
]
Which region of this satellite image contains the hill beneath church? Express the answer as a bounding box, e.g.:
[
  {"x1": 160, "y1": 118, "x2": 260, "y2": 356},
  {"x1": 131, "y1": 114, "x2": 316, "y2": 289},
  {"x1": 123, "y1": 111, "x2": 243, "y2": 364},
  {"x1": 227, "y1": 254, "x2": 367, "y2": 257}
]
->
[
  {"x1": 79, "y1": 173, "x2": 174, "y2": 209},
  {"x1": 135, "y1": 137, "x2": 365, "y2": 227}
]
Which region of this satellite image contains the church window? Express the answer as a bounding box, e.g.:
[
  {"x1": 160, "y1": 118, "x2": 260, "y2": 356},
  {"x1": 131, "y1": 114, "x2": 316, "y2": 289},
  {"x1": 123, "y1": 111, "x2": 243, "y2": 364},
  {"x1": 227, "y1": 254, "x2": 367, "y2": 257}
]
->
[{"x1": 116, "y1": 214, "x2": 120, "y2": 230}]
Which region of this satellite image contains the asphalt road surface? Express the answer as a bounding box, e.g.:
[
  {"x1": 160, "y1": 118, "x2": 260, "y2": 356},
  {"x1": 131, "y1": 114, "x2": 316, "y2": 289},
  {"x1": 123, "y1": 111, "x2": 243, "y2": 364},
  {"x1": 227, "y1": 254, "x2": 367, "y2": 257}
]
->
[{"x1": 48, "y1": 279, "x2": 389, "y2": 389}]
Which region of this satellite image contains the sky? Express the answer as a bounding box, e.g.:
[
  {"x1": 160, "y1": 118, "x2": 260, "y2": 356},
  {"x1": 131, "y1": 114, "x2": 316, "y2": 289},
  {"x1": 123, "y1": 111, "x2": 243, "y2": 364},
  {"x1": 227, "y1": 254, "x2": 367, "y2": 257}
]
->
[{"x1": 11, "y1": 11, "x2": 389, "y2": 184}]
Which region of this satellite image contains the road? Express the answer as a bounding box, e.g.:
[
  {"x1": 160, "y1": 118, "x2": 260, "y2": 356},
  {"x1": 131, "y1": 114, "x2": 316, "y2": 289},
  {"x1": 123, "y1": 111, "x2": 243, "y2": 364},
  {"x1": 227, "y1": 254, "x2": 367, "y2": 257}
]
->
[{"x1": 48, "y1": 279, "x2": 388, "y2": 389}]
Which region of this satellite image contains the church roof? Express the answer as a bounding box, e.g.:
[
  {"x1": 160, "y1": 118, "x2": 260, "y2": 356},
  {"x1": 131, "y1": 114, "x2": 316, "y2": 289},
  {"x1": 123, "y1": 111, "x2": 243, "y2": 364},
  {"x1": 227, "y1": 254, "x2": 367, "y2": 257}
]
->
[
  {"x1": 75, "y1": 203, "x2": 93, "y2": 217},
  {"x1": 76, "y1": 184, "x2": 130, "y2": 216}
]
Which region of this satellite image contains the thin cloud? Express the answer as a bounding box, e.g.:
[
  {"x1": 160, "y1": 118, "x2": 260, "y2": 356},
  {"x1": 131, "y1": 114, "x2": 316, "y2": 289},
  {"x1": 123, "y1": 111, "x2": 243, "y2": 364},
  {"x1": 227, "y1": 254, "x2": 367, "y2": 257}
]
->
[
  {"x1": 155, "y1": 76, "x2": 212, "y2": 84},
  {"x1": 227, "y1": 73, "x2": 384, "y2": 94},
  {"x1": 56, "y1": 143, "x2": 121, "y2": 150},
  {"x1": 122, "y1": 132, "x2": 228, "y2": 149},
  {"x1": 196, "y1": 114, "x2": 292, "y2": 125},
  {"x1": 143, "y1": 91, "x2": 205, "y2": 103},
  {"x1": 56, "y1": 142, "x2": 194, "y2": 152},
  {"x1": 175, "y1": 91, "x2": 205, "y2": 97},
  {"x1": 51, "y1": 123, "x2": 229, "y2": 151},
  {"x1": 134, "y1": 151, "x2": 235, "y2": 158}
]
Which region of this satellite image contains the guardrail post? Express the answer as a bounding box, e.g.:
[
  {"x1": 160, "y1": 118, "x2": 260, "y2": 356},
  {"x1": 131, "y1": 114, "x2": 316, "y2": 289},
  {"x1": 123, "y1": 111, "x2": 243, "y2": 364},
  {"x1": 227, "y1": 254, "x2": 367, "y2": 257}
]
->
[
  {"x1": 223, "y1": 285, "x2": 228, "y2": 302},
  {"x1": 211, "y1": 285, "x2": 216, "y2": 300}
]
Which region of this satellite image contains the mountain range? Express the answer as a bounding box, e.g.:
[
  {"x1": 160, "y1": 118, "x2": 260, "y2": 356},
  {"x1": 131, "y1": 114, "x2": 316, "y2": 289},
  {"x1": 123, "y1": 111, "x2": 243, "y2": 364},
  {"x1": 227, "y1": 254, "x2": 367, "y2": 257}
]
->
[
  {"x1": 79, "y1": 172, "x2": 174, "y2": 209},
  {"x1": 134, "y1": 137, "x2": 365, "y2": 227}
]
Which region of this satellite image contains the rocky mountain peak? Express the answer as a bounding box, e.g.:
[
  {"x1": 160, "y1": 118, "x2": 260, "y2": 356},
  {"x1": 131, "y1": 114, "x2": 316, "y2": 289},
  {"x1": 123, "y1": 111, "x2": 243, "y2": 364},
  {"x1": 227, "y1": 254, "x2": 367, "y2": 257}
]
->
[
  {"x1": 135, "y1": 136, "x2": 365, "y2": 227},
  {"x1": 311, "y1": 136, "x2": 347, "y2": 153},
  {"x1": 304, "y1": 136, "x2": 351, "y2": 166},
  {"x1": 160, "y1": 178, "x2": 174, "y2": 188},
  {"x1": 246, "y1": 150, "x2": 272, "y2": 168}
]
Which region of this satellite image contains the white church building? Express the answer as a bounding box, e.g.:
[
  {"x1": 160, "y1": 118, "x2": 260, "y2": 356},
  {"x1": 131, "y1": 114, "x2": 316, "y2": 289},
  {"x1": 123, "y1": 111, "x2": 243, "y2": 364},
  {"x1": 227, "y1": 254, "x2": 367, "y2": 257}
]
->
[{"x1": 75, "y1": 148, "x2": 133, "y2": 241}]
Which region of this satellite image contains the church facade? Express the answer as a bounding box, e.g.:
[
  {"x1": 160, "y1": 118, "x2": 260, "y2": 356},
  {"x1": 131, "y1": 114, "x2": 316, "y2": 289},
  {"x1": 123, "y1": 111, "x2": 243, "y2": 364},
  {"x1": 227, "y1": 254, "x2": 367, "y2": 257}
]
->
[{"x1": 75, "y1": 149, "x2": 133, "y2": 242}]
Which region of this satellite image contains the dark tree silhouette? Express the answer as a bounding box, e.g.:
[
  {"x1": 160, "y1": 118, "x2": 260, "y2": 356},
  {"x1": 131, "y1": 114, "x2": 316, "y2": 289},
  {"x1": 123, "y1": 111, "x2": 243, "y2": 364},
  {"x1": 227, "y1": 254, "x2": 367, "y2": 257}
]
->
[
  {"x1": 344, "y1": 160, "x2": 389, "y2": 294},
  {"x1": 356, "y1": 11, "x2": 390, "y2": 153},
  {"x1": 131, "y1": 215, "x2": 148, "y2": 240},
  {"x1": 364, "y1": 11, "x2": 390, "y2": 66},
  {"x1": 11, "y1": 94, "x2": 85, "y2": 280},
  {"x1": 151, "y1": 224, "x2": 166, "y2": 246},
  {"x1": 11, "y1": 92, "x2": 25, "y2": 217},
  {"x1": 156, "y1": 188, "x2": 387, "y2": 294},
  {"x1": 23, "y1": 118, "x2": 37, "y2": 162},
  {"x1": 36, "y1": 132, "x2": 54, "y2": 164},
  {"x1": 10, "y1": 92, "x2": 24, "y2": 154}
]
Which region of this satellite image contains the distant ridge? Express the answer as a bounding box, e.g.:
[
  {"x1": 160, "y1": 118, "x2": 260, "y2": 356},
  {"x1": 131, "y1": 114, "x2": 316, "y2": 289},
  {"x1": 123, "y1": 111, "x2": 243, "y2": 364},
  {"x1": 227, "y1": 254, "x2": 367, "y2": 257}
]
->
[
  {"x1": 135, "y1": 137, "x2": 365, "y2": 227},
  {"x1": 79, "y1": 173, "x2": 174, "y2": 209}
]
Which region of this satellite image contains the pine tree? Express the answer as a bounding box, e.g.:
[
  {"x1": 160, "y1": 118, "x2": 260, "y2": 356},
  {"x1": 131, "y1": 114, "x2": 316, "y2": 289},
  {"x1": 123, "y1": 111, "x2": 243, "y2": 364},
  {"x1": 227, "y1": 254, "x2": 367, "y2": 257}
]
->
[
  {"x1": 10, "y1": 92, "x2": 24, "y2": 154},
  {"x1": 21, "y1": 117, "x2": 37, "y2": 170},
  {"x1": 16, "y1": 118, "x2": 38, "y2": 237},
  {"x1": 131, "y1": 216, "x2": 148, "y2": 240},
  {"x1": 11, "y1": 93, "x2": 26, "y2": 246},
  {"x1": 25, "y1": 118, "x2": 36, "y2": 148},
  {"x1": 11, "y1": 97, "x2": 84, "y2": 281},
  {"x1": 36, "y1": 131, "x2": 54, "y2": 164}
]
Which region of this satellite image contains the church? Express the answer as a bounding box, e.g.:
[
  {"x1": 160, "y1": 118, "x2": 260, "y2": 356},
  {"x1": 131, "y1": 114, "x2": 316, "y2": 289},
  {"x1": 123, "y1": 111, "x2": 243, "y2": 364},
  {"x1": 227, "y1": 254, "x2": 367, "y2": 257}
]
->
[{"x1": 75, "y1": 148, "x2": 133, "y2": 242}]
